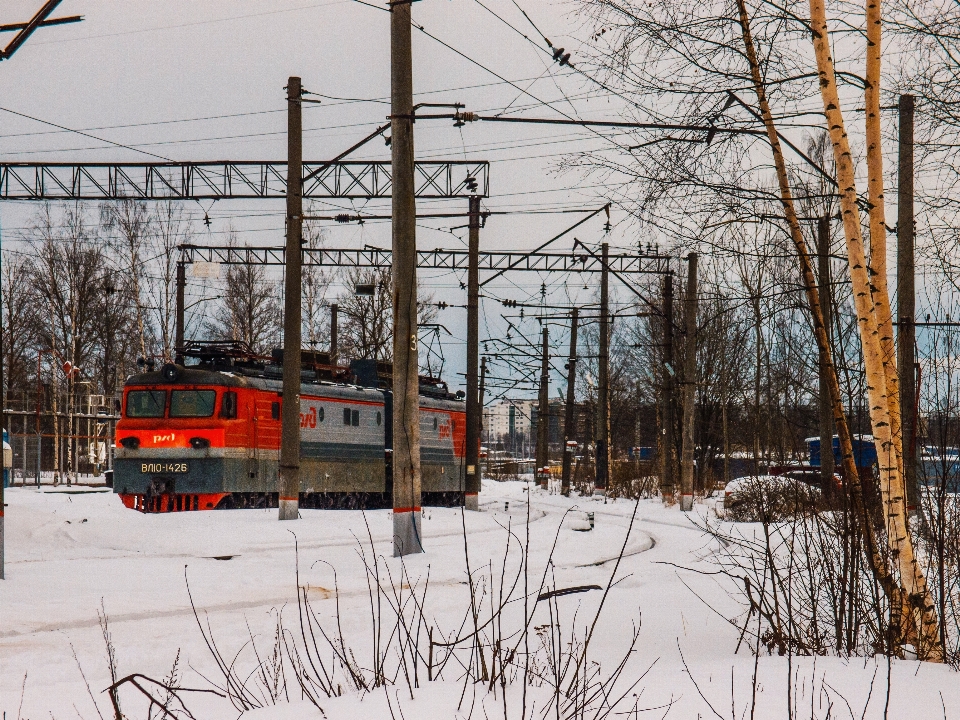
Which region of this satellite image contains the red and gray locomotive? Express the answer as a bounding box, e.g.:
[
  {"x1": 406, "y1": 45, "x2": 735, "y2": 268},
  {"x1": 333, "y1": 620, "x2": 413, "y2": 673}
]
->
[{"x1": 112, "y1": 342, "x2": 467, "y2": 511}]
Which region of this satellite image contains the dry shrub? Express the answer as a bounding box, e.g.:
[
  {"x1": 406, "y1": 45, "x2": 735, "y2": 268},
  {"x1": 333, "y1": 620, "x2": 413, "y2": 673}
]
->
[
  {"x1": 112, "y1": 506, "x2": 653, "y2": 719},
  {"x1": 705, "y1": 488, "x2": 893, "y2": 659},
  {"x1": 725, "y1": 477, "x2": 825, "y2": 523}
]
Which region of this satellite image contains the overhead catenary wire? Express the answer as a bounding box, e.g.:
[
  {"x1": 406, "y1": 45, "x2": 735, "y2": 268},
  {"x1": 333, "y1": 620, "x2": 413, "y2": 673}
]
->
[
  {"x1": 349, "y1": 0, "x2": 638, "y2": 155},
  {"x1": 0, "y1": 106, "x2": 174, "y2": 161},
  {"x1": 24, "y1": 1, "x2": 348, "y2": 48},
  {"x1": 0, "y1": 73, "x2": 583, "y2": 141},
  {"x1": 0, "y1": 91, "x2": 610, "y2": 158}
]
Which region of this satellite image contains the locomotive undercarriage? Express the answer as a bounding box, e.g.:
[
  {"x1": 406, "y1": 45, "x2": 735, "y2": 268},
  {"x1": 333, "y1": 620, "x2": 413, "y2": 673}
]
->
[
  {"x1": 116, "y1": 453, "x2": 465, "y2": 512},
  {"x1": 120, "y1": 490, "x2": 466, "y2": 512}
]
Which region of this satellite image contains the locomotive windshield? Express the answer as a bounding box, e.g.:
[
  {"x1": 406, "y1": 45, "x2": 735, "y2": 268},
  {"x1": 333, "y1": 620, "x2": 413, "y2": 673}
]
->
[
  {"x1": 126, "y1": 390, "x2": 166, "y2": 418},
  {"x1": 170, "y1": 390, "x2": 217, "y2": 418}
]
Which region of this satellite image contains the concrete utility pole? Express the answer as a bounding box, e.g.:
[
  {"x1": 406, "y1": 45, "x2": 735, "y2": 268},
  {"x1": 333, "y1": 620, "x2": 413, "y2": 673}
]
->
[
  {"x1": 679, "y1": 253, "x2": 698, "y2": 512},
  {"x1": 661, "y1": 274, "x2": 675, "y2": 500},
  {"x1": 817, "y1": 217, "x2": 835, "y2": 488},
  {"x1": 595, "y1": 242, "x2": 610, "y2": 495},
  {"x1": 175, "y1": 260, "x2": 185, "y2": 363},
  {"x1": 391, "y1": 0, "x2": 423, "y2": 556},
  {"x1": 330, "y1": 303, "x2": 338, "y2": 365},
  {"x1": 898, "y1": 93, "x2": 917, "y2": 513},
  {"x1": 278, "y1": 76, "x2": 303, "y2": 522},
  {"x1": 561, "y1": 308, "x2": 579, "y2": 496},
  {"x1": 537, "y1": 327, "x2": 550, "y2": 488},
  {"x1": 465, "y1": 195, "x2": 481, "y2": 510}
]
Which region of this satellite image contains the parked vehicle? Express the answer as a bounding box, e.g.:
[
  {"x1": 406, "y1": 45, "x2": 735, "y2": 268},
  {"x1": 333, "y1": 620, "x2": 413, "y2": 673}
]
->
[
  {"x1": 722, "y1": 474, "x2": 823, "y2": 522},
  {"x1": 776, "y1": 466, "x2": 843, "y2": 492}
]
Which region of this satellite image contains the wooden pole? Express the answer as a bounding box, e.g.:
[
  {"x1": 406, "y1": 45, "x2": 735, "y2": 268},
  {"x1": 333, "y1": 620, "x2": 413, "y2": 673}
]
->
[
  {"x1": 278, "y1": 76, "x2": 303, "y2": 521},
  {"x1": 478, "y1": 356, "x2": 486, "y2": 478},
  {"x1": 537, "y1": 327, "x2": 550, "y2": 488},
  {"x1": 661, "y1": 274, "x2": 675, "y2": 500},
  {"x1": 679, "y1": 253, "x2": 698, "y2": 512},
  {"x1": 35, "y1": 352, "x2": 42, "y2": 486},
  {"x1": 329, "y1": 303, "x2": 338, "y2": 365},
  {"x1": 391, "y1": 0, "x2": 423, "y2": 555},
  {"x1": 898, "y1": 93, "x2": 917, "y2": 514},
  {"x1": 561, "y1": 308, "x2": 578, "y2": 495},
  {"x1": 174, "y1": 260, "x2": 185, "y2": 364},
  {"x1": 595, "y1": 242, "x2": 610, "y2": 495},
  {"x1": 818, "y1": 216, "x2": 835, "y2": 487}
]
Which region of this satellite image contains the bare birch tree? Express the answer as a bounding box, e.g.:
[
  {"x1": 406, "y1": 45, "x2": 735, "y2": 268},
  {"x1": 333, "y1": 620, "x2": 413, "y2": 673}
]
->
[
  {"x1": 575, "y1": 0, "x2": 944, "y2": 657},
  {"x1": 101, "y1": 200, "x2": 151, "y2": 360},
  {"x1": 148, "y1": 202, "x2": 193, "y2": 361},
  {"x1": 208, "y1": 232, "x2": 282, "y2": 354},
  {"x1": 1, "y1": 253, "x2": 39, "y2": 401},
  {"x1": 301, "y1": 221, "x2": 330, "y2": 350},
  {"x1": 864, "y1": 0, "x2": 904, "y2": 480}
]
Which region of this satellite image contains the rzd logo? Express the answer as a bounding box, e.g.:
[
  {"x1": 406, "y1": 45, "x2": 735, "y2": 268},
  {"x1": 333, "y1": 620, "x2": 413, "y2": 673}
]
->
[
  {"x1": 300, "y1": 406, "x2": 317, "y2": 429},
  {"x1": 153, "y1": 433, "x2": 175, "y2": 444}
]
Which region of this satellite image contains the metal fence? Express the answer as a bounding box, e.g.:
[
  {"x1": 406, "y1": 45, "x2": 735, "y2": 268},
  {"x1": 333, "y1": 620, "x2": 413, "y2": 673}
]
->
[{"x1": 3, "y1": 393, "x2": 119, "y2": 484}]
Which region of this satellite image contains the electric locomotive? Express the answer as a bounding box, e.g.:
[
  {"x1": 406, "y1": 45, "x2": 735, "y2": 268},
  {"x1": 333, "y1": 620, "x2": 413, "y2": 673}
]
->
[{"x1": 112, "y1": 341, "x2": 468, "y2": 512}]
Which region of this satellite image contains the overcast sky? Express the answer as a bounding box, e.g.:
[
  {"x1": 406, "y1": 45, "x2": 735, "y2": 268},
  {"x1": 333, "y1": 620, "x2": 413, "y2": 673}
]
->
[{"x1": 1, "y1": 0, "x2": 658, "y2": 398}]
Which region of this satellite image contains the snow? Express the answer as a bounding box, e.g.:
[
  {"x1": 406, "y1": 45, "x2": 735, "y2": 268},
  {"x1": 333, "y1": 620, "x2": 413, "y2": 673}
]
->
[{"x1": 1, "y1": 481, "x2": 957, "y2": 719}]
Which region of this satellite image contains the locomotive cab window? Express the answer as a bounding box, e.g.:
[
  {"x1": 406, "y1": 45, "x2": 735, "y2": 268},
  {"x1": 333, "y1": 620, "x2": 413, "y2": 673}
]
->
[
  {"x1": 220, "y1": 391, "x2": 238, "y2": 419},
  {"x1": 170, "y1": 390, "x2": 216, "y2": 418},
  {"x1": 126, "y1": 390, "x2": 166, "y2": 418}
]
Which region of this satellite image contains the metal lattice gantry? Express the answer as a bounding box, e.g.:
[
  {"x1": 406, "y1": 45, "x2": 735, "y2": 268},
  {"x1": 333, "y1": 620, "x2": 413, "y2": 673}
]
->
[
  {"x1": 178, "y1": 244, "x2": 672, "y2": 275},
  {"x1": 0, "y1": 160, "x2": 490, "y2": 200}
]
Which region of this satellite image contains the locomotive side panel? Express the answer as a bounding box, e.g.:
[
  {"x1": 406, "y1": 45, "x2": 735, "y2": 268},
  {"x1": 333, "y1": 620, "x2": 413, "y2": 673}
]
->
[
  {"x1": 299, "y1": 393, "x2": 386, "y2": 493},
  {"x1": 236, "y1": 389, "x2": 280, "y2": 493},
  {"x1": 419, "y1": 401, "x2": 467, "y2": 493}
]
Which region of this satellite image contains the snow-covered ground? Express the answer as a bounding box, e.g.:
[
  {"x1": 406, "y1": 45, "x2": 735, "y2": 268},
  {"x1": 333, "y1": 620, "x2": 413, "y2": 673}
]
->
[{"x1": 1, "y1": 481, "x2": 957, "y2": 718}]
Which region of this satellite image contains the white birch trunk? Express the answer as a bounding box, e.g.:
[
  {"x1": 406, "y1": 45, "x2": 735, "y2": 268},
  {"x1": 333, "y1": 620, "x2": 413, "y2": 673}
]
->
[{"x1": 808, "y1": 0, "x2": 942, "y2": 659}]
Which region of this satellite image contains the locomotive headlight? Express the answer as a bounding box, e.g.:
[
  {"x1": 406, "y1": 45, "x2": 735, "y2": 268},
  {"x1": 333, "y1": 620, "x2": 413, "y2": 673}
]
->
[
  {"x1": 119, "y1": 436, "x2": 140, "y2": 449},
  {"x1": 161, "y1": 363, "x2": 180, "y2": 382},
  {"x1": 190, "y1": 437, "x2": 211, "y2": 450}
]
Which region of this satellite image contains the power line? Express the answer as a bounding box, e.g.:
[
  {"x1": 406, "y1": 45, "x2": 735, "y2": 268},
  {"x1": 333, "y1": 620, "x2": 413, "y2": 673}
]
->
[
  {"x1": 0, "y1": 93, "x2": 610, "y2": 158},
  {"x1": 0, "y1": 73, "x2": 582, "y2": 141},
  {"x1": 0, "y1": 108, "x2": 287, "y2": 140},
  {"x1": 0, "y1": 106, "x2": 173, "y2": 161},
  {"x1": 25, "y1": 1, "x2": 346, "y2": 48},
  {"x1": 350, "y1": 0, "x2": 636, "y2": 155}
]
